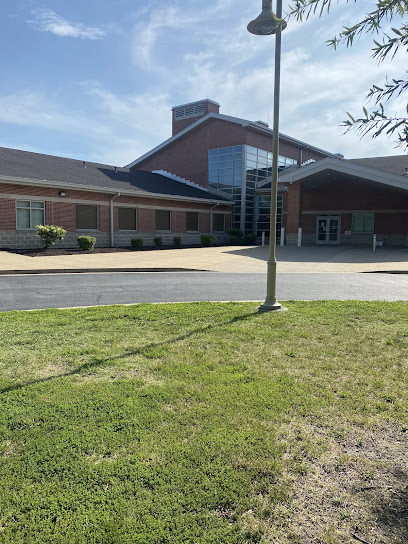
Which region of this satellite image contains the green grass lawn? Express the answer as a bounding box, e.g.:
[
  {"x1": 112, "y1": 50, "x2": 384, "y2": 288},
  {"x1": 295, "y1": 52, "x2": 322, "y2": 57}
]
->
[{"x1": 0, "y1": 301, "x2": 407, "y2": 544}]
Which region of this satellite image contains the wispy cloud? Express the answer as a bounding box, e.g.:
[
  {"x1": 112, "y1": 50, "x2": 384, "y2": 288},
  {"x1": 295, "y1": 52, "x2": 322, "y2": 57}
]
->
[{"x1": 27, "y1": 9, "x2": 105, "y2": 40}]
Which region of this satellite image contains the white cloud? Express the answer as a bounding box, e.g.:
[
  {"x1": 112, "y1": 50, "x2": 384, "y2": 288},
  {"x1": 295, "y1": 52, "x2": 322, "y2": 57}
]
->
[{"x1": 27, "y1": 9, "x2": 105, "y2": 39}]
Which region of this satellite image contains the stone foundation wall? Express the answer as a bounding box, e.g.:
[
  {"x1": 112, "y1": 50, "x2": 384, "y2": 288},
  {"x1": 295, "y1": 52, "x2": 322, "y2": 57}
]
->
[{"x1": 0, "y1": 231, "x2": 229, "y2": 249}]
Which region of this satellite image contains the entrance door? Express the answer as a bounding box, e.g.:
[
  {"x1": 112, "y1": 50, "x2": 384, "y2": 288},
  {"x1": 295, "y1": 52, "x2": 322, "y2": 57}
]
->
[{"x1": 316, "y1": 215, "x2": 340, "y2": 244}]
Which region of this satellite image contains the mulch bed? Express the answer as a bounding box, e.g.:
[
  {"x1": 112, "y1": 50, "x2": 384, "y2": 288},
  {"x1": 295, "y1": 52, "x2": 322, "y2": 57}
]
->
[{"x1": 2, "y1": 245, "x2": 209, "y2": 257}]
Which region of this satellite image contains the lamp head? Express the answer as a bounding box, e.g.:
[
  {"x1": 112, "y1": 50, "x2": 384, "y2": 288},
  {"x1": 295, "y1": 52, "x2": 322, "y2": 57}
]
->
[{"x1": 247, "y1": 0, "x2": 287, "y2": 35}]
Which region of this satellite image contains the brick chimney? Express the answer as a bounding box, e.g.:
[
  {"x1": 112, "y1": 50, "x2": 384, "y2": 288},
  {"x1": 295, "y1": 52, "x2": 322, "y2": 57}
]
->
[{"x1": 172, "y1": 99, "x2": 220, "y2": 136}]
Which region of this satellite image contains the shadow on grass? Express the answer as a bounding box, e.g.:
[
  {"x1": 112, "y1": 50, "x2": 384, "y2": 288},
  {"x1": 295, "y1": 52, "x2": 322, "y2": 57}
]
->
[
  {"x1": 0, "y1": 310, "x2": 260, "y2": 394},
  {"x1": 374, "y1": 468, "x2": 408, "y2": 542}
]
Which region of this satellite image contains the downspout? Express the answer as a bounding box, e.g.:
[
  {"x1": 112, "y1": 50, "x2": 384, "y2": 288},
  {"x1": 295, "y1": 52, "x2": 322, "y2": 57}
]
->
[
  {"x1": 209, "y1": 203, "x2": 220, "y2": 235},
  {"x1": 110, "y1": 193, "x2": 120, "y2": 247}
]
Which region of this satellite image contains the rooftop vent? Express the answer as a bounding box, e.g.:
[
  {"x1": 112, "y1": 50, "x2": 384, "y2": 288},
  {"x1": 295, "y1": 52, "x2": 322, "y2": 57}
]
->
[
  {"x1": 174, "y1": 103, "x2": 205, "y2": 120},
  {"x1": 254, "y1": 120, "x2": 269, "y2": 127}
]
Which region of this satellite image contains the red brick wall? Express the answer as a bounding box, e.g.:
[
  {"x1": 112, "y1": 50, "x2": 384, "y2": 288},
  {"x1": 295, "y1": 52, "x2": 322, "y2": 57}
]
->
[
  {"x1": 134, "y1": 118, "x2": 330, "y2": 189},
  {"x1": 0, "y1": 183, "x2": 231, "y2": 235},
  {"x1": 172, "y1": 101, "x2": 220, "y2": 135},
  {"x1": 302, "y1": 178, "x2": 408, "y2": 211}
]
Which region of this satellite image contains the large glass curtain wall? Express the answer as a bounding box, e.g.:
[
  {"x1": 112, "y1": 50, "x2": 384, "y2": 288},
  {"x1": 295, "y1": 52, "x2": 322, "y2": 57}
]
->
[
  {"x1": 256, "y1": 195, "x2": 283, "y2": 241},
  {"x1": 208, "y1": 146, "x2": 243, "y2": 230},
  {"x1": 208, "y1": 145, "x2": 297, "y2": 234}
]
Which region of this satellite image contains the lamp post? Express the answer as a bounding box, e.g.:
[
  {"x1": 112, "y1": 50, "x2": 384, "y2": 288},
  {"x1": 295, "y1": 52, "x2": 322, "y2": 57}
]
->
[{"x1": 248, "y1": 0, "x2": 287, "y2": 311}]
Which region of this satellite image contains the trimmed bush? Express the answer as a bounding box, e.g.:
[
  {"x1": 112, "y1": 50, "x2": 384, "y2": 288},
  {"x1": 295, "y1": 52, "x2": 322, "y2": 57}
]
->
[
  {"x1": 131, "y1": 238, "x2": 143, "y2": 250},
  {"x1": 77, "y1": 236, "x2": 96, "y2": 251},
  {"x1": 153, "y1": 236, "x2": 163, "y2": 248},
  {"x1": 200, "y1": 234, "x2": 214, "y2": 247},
  {"x1": 173, "y1": 236, "x2": 182, "y2": 247},
  {"x1": 229, "y1": 235, "x2": 240, "y2": 245},
  {"x1": 244, "y1": 233, "x2": 257, "y2": 245},
  {"x1": 227, "y1": 229, "x2": 243, "y2": 239},
  {"x1": 35, "y1": 225, "x2": 67, "y2": 249}
]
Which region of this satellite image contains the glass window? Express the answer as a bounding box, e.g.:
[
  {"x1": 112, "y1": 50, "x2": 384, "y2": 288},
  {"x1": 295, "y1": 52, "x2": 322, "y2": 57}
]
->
[
  {"x1": 156, "y1": 209, "x2": 171, "y2": 231},
  {"x1": 16, "y1": 200, "x2": 45, "y2": 229},
  {"x1": 209, "y1": 149, "x2": 219, "y2": 157},
  {"x1": 352, "y1": 213, "x2": 374, "y2": 233},
  {"x1": 118, "y1": 208, "x2": 137, "y2": 230},
  {"x1": 213, "y1": 214, "x2": 225, "y2": 232},
  {"x1": 219, "y1": 146, "x2": 234, "y2": 154},
  {"x1": 186, "y1": 212, "x2": 199, "y2": 232},
  {"x1": 76, "y1": 204, "x2": 98, "y2": 230}
]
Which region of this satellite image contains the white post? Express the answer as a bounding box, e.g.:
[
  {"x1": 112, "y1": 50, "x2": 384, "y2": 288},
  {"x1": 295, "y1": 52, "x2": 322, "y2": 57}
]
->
[
  {"x1": 297, "y1": 227, "x2": 302, "y2": 247},
  {"x1": 373, "y1": 234, "x2": 377, "y2": 253},
  {"x1": 280, "y1": 227, "x2": 285, "y2": 246},
  {"x1": 262, "y1": 231, "x2": 265, "y2": 248}
]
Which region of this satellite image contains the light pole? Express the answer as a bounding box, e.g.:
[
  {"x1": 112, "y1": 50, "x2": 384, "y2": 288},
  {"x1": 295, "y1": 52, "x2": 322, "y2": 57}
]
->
[{"x1": 248, "y1": 0, "x2": 287, "y2": 312}]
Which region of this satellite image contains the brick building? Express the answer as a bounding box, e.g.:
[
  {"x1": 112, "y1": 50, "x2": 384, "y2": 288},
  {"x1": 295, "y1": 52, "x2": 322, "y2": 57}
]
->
[
  {"x1": 1, "y1": 98, "x2": 407, "y2": 249},
  {"x1": 0, "y1": 147, "x2": 232, "y2": 249},
  {"x1": 127, "y1": 99, "x2": 408, "y2": 247}
]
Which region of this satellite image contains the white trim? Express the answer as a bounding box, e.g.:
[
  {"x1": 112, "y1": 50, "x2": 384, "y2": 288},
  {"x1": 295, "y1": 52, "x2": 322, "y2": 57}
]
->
[
  {"x1": 278, "y1": 157, "x2": 408, "y2": 191},
  {"x1": 0, "y1": 176, "x2": 232, "y2": 206},
  {"x1": 302, "y1": 209, "x2": 408, "y2": 214},
  {"x1": 0, "y1": 192, "x2": 232, "y2": 214},
  {"x1": 125, "y1": 112, "x2": 338, "y2": 169},
  {"x1": 15, "y1": 199, "x2": 45, "y2": 230}
]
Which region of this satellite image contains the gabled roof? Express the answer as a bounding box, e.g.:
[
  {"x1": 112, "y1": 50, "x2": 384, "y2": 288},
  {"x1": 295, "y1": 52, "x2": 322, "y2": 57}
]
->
[
  {"x1": 125, "y1": 112, "x2": 339, "y2": 168},
  {"x1": 349, "y1": 155, "x2": 408, "y2": 176},
  {"x1": 265, "y1": 155, "x2": 408, "y2": 192},
  {"x1": 0, "y1": 146, "x2": 231, "y2": 204}
]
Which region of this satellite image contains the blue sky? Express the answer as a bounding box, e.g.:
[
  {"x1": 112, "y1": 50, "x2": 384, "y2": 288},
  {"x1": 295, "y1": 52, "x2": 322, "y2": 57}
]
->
[{"x1": 1, "y1": 0, "x2": 406, "y2": 166}]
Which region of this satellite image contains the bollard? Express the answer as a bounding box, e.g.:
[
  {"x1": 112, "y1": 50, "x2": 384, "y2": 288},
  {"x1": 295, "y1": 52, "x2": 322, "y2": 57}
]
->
[
  {"x1": 297, "y1": 227, "x2": 302, "y2": 247},
  {"x1": 261, "y1": 231, "x2": 265, "y2": 248},
  {"x1": 372, "y1": 234, "x2": 377, "y2": 253},
  {"x1": 280, "y1": 227, "x2": 285, "y2": 246}
]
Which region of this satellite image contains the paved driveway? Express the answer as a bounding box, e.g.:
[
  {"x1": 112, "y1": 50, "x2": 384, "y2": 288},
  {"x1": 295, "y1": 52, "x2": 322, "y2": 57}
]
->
[{"x1": 0, "y1": 245, "x2": 407, "y2": 275}]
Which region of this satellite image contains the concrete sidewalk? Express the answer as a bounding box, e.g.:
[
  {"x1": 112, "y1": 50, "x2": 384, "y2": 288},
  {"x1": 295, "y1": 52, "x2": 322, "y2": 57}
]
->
[{"x1": 0, "y1": 245, "x2": 407, "y2": 275}]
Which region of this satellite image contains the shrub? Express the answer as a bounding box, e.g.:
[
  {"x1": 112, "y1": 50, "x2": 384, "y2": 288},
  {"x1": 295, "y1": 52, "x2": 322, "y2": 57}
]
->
[
  {"x1": 200, "y1": 234, "x2": 214, "y2": 247},
  {"x1": 244, "y1": 233, "x2": 257, "y2": 245},
  {"x1": 227, "y1": 229, "x2": 243, "y2": 239},
  {"x1": 153, "y1": 236, "x2": 163, "y2": 248},
  {"x1": 229, "y1": 235, "x2": 240, "y2": 245},
  {"x1": 35, "y1": 225, "x2": 67, "y2": 250},
  {"x1": 131, "y1": 237, "x2": 143, "y2": 250},
  {"x1": 77, "y1": 236, "x2": 96, "y2": 251},
  {"x1": 173, "y1": 236, "x2": 182, "y2": 247}
]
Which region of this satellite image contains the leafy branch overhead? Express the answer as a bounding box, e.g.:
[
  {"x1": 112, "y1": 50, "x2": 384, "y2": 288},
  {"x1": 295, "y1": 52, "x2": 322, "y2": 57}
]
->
[{"x1": 289, "y1": 0, "x2": 408, "y2": 148}]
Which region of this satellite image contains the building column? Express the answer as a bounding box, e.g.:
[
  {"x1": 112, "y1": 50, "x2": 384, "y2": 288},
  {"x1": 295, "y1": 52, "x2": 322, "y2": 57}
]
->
[{"x1": 286, "y1": 183, "x2": 302, "y2": 245}]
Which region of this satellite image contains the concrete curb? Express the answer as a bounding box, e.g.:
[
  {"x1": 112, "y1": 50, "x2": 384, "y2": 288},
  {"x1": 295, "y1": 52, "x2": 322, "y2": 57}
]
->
[
  {"x1": 362, "y1": 270, "x2": 408, "y2": 274},
  {"x1": 0, "y1": 267, "x2": 209, "y2": 275}
]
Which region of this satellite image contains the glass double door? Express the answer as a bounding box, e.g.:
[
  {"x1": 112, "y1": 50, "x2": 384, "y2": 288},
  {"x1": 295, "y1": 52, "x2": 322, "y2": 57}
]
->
[{"x1": 316, "y1": 215, "x2": 340, "y2": 244}]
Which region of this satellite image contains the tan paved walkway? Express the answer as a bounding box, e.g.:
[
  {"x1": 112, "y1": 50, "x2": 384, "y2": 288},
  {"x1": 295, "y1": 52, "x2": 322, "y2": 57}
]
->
[{"x1": 0, "y1": 245, "x2": 407, "y2": 274}]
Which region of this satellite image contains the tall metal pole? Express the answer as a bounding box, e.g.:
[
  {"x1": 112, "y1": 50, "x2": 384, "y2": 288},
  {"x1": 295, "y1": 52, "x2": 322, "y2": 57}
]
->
[{"x1": 259, "y1": 0, "x2": 283, "y2": 311}]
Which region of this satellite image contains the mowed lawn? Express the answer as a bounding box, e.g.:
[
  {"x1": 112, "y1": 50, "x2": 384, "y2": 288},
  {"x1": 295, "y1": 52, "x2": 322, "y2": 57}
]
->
[{"x1": 0, "y1": 301, "x2": 407, "y2": 544}]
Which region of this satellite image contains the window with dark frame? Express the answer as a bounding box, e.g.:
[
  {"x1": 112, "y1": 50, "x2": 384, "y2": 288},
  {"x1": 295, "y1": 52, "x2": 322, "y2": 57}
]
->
[
  {"x1": 213, "y1": 213, "x2": 225, "y2": 232},
  {"x1": 76, "y1": 204, "x2": 98, "y2": 230},
  {"x1": 156, "y1": 209, "x2": 171, "y2": 231},
  {"x1": 186, "y1": 211, "x2": 199, "y2": 231},
  {"x1": 352, "y1": 213, "x2": 374, "y2": 233},
  {"x1": 118, "y1": 207, "x2": 137, "y2": 230}
]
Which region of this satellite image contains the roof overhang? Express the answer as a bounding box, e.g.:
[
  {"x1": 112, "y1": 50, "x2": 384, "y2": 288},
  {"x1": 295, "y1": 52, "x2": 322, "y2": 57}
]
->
[
  {"x1": 277, "y1": 157, "x2": 408, "y2": 192},
  {"x1": 0, "y1": 175, "x2": 233, "y2": 206}
]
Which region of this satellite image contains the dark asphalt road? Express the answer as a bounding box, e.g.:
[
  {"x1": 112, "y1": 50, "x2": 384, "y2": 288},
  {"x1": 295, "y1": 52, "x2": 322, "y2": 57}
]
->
[{"x1": 0, "y1": 272, "x2": 407, "y2": 311}]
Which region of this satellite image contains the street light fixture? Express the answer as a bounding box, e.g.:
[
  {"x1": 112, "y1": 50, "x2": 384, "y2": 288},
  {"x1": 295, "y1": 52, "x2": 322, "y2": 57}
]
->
[{"x1": 248, "y1": 0, "x2": 287, "y2": 311}]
